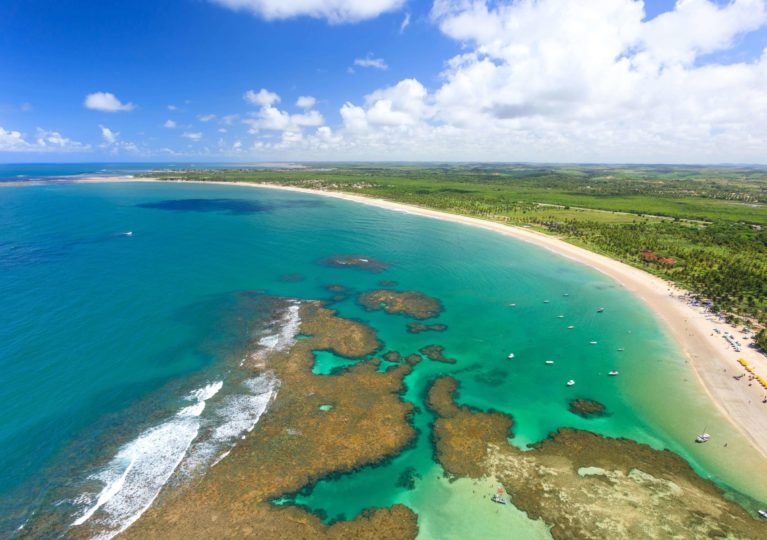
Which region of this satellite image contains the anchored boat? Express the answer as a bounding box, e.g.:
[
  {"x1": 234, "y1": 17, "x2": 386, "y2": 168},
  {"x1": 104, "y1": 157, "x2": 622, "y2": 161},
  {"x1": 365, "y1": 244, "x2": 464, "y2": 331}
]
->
[
  {"x1": 491, "y1": 488, "x2": 507, "y2": 505},
  {"x1": 695, "y1": 428, "x2": 711, "y2": 443}
]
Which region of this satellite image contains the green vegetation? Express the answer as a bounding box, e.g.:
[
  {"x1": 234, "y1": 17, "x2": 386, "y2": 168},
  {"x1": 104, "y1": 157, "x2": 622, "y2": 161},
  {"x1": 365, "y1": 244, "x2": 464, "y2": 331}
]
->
[
  {"x1": 144, "y1": 164, "x2": 767, "y2": 326},
  {"x1": 757, "y1": 330, "x2": 767, "y2": 353}
]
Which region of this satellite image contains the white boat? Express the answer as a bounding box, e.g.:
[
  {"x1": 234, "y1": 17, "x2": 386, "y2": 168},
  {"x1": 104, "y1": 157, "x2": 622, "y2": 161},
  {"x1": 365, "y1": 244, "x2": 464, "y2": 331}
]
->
[
  {"x1": 508, "y1": 353, "x2": 515, "y2": 359},
  {"x1": 543, "y1": 300, "x2": 550, "y2": 304},
  {"x1": 567, "y1": 325, "x2": 575, "y2": 329},
  {"x1": 491, "y1": 494, "x2": 507, "y2": 504},
  {"x1": 597, "y1": 307, "x2": 605, "y2": 313},
  {"x1": 545, "y1": 360, "x2": 555, "y2": 365},
  {"x1": 695, "y1": 430, "x2": 711, "y2": 443},
  {"x1": 590, "y1": 341, "x2": 598, "y2": 345},
  {"x1": 617, "y1": 347, "x2": 624, "y2": 352},
  {"x1": 608, "y1": 370, "x2": 619, "y2": 376},
  {"x1": 758, "y1": 509, "x2": 767, "y2": 519},
  {"x1": 509, "y1": 303, "x2": 516, "y2": 307},
  {"x1": 556, "y1": 315, "x2": 565, "y2": 318},
  {"x1": 122, "y1": 231, "x2": 133, "y2": 237},
  {"x1": 566, "y1": 379, "x2": 575, "y2": 386}
]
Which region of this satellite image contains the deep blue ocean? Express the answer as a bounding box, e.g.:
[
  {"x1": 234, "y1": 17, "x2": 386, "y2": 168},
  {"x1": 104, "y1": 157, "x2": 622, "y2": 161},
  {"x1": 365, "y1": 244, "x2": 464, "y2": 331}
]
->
[{"x1": 1, "y1": 168, "x2": 765, "y2": 538}]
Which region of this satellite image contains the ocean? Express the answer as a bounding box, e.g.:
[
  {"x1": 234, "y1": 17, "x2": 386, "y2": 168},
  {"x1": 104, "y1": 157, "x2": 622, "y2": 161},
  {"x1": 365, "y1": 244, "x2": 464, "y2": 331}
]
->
[{"x1": 1, "y1": 175, "x2": 765, "y2": 537}]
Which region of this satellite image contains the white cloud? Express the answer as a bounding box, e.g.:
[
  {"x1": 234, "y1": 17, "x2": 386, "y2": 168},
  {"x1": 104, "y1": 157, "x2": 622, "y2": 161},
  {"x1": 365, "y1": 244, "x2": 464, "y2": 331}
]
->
[
  {"x1": 299, "y1": 0, "x2": 767, "y2": 163},
  {"x1": 210, "y1": 0, "x2": 404, "y2": 23},
  {"x1": 354, "y1": 55, "x2": 389, "y2": 70},
  {"x1": 0, "y1": 127, "x2": 32, "y2": 151},
  {"x1": 99, "y1": 125, "x2": 118, "y2": 144},
  {"x1": 198, "y1": 114, "x2": 217, "y2": 122},
  {"x1": 641, "y1": 0, "x2": 766, "y2": 65},
  {"x1": 400, "y1": 12, "x2": 410, "y2": 33},
  {"x1": 164, "y1": 119, "x2": 177, "y2": 128},
  {"x1": 84, "y1": 92, "x2": 135, "y2": 112},
  {"x1": 183, "y1": 131, "x2": 203, "y2": 141},
  {"x1": 243, "y1": 88, "x2": 325, "y2": 135},
  {"x1": 296, "y1": 95, "x2": 317, "y2": 109},
  {"x1": 0, "y1": 126, "x2": 90, "y2": 153},
  {"x1": 35, "y1": 129, "x2": 91, "y2": 151},
  {"x1": 336, "y1": 79, "x2": 429, "y2": 132},
  {"x1": 244, "y1": 88, "x2": 281, "y2": 107},
  {"x1": 168, "y1": 104, "x2": 178, "y2": 111},
  {"x1": 96, "y1": 125, "x2": 142, "y2": 154}
]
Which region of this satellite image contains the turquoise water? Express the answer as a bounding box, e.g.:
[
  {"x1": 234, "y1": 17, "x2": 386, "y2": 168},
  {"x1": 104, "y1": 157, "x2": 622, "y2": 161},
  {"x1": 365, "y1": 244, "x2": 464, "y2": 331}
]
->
[
  {"x1": 1, "y1": 180, "x2": 765, "y2": 537},
  {"x1": 0, "y1": 163, "x2": 295, "y2": 181}
]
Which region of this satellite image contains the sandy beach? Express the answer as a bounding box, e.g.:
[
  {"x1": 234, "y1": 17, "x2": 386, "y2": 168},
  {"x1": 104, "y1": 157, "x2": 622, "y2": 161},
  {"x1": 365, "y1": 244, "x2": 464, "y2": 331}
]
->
[{"x1": 60, "y1": 176, "x2": 767, "y2": 459}]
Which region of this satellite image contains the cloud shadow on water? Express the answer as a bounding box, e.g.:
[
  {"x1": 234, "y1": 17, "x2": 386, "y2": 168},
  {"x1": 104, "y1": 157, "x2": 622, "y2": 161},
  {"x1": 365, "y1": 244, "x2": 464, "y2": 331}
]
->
[{"x1": 137, "y1": 198, "x2": 325, "y2": 215}]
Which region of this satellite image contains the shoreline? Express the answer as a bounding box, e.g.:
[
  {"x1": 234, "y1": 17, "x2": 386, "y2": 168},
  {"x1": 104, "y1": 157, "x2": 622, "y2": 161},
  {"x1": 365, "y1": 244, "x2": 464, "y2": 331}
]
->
[{"x1": 22, "y1": 174, "x2": 767, "y2": 459}]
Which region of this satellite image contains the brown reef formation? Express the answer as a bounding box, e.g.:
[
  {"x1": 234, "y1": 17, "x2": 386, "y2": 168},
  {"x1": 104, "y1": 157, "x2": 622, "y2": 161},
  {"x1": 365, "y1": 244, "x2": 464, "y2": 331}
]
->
[
  {"x1": 568, "y1": 398, "x2": 609, "y2": 419},
  {"x1": 406, "y1": 322, "x2": 448, "y2": 334},
  {"x1": 419, "y1": 345, "x2": 457, "y2": 364},
  {"x1": 428, "y1": 377, "x2": 767, "y2": 540},
  {"x1": 320, "y1": 255, "x2": 389, "y2": 273},
  {"x1": 110, "y1": 299, "x2": 418, "y2": 540},
  {"x1": 404, "y1": 354, "x2": 422, "y2": 365},
  {"x1": 383, "y1": 351, "x2": 402, "y2": 362},
  {"x1": 324, "y1": 284, "x2": 348, "y2": 293},
  {"x1": 358, "y1": 290, "x2": 443, "y2": 320}
]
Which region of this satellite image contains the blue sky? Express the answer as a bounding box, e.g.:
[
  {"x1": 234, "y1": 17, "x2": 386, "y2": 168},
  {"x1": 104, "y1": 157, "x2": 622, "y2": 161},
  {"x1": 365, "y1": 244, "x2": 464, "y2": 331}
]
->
[{"x1": 2, "y1": 0, "x2": 767, "y2": 163}]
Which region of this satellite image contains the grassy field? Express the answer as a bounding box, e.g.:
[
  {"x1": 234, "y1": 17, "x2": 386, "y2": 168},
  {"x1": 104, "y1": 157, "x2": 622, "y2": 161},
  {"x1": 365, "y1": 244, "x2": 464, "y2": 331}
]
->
[{"x1": 144, "y1": 164, "x2": 767, "y2": 328}]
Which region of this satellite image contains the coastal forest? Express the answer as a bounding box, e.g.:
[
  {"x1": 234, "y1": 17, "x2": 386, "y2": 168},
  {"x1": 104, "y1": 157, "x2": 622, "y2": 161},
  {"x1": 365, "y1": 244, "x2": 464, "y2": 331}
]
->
[{"x1": 146, "y1": 164, "x2": 767, "y2": 341}]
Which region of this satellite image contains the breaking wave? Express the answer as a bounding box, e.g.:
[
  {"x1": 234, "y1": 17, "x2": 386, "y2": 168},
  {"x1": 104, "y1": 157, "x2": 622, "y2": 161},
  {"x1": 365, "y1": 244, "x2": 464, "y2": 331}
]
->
[{"x1": 66, "y1": 301, "x2": 297, "y2": 538}]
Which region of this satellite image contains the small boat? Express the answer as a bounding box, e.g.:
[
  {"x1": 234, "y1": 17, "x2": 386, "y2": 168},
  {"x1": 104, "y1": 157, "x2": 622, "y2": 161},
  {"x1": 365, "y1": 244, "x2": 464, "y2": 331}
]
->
[
  {"x1": 695, "y1": 429, "x2": 711, "y2": 443},
  {"x1": 567, "y1": 325, "x2": 575, "y2": 329},
  {"x1": 543, "y1": 300, "x2": 550, "y2": 304},
  {"x1": 617, "y1": 347, "x2": 624, "y2": 352},
  {"x1": 556, "y1": 315, "x2": 565, "y2": 318},
  {"x1": 597, "y1": 307, "x2": 605, "y2": 313},
  {"x1": 562, "y1": 293, "x2": 569, "y2": 297},
  {"x1": 608, "y1": 370, "x2": 619, "y2": 376},
  {"x1": 122, "y1": 231, "x2": 134, "y2": 237},
  {"x1": 758, "y1": 509, "x2": 767, "y2": 519},
  {"x1": 509, "y1": 303, "x2": 516, "y2": 307},
  {"x1": 566, "y1": 379, "x2": 575, "y2": 386},
  {"x1": 507, "y1": 353, "x2": 515, "y2": 359},
  {"x1": 491, "y1": 488, "x2": 507, "y2": 505},
  {"x1": 590, "y1": 341, "x2": 598, "y2": 345},
  {"x1": 545, "y1": 360, "x2": 555, "y2": 365}
]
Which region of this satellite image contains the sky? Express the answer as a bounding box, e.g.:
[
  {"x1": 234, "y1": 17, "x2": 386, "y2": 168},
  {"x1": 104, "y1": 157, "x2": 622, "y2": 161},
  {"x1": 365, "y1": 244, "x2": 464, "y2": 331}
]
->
[{"x1": 1, "y1": 0, "x2": 767, "y2": 163}]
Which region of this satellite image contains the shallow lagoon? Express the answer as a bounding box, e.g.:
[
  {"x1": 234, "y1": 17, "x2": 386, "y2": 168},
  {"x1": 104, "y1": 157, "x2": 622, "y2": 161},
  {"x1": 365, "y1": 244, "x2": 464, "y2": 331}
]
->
[{"x1": 1, "y1": 181, "x2": 765, "y2": 536}]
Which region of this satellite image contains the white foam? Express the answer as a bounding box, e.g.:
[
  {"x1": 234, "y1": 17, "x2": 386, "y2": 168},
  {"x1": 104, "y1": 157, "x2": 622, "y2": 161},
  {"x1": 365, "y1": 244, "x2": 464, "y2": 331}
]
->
[
  {"x1": 249, "y1": 303, "x2": 301, "y2": 367},
  {"x1": 70, "y1": 381, "x2": 223, "y2": 538},
  {"x1": 256, "y1": 303, "x2": 300, "y2": 353},
  {"x1": 187, "y1": 380, "x2": 223, "y2": 403},
  {"x1": 181, "y1": 375, "x2": 278, "y2": 475},
  {"x1": 177, "y1": 401, "x2": 206, "y2": 418},
  {"x1": 71, "y1": 415, "x2": 199, "y2": 539}
]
